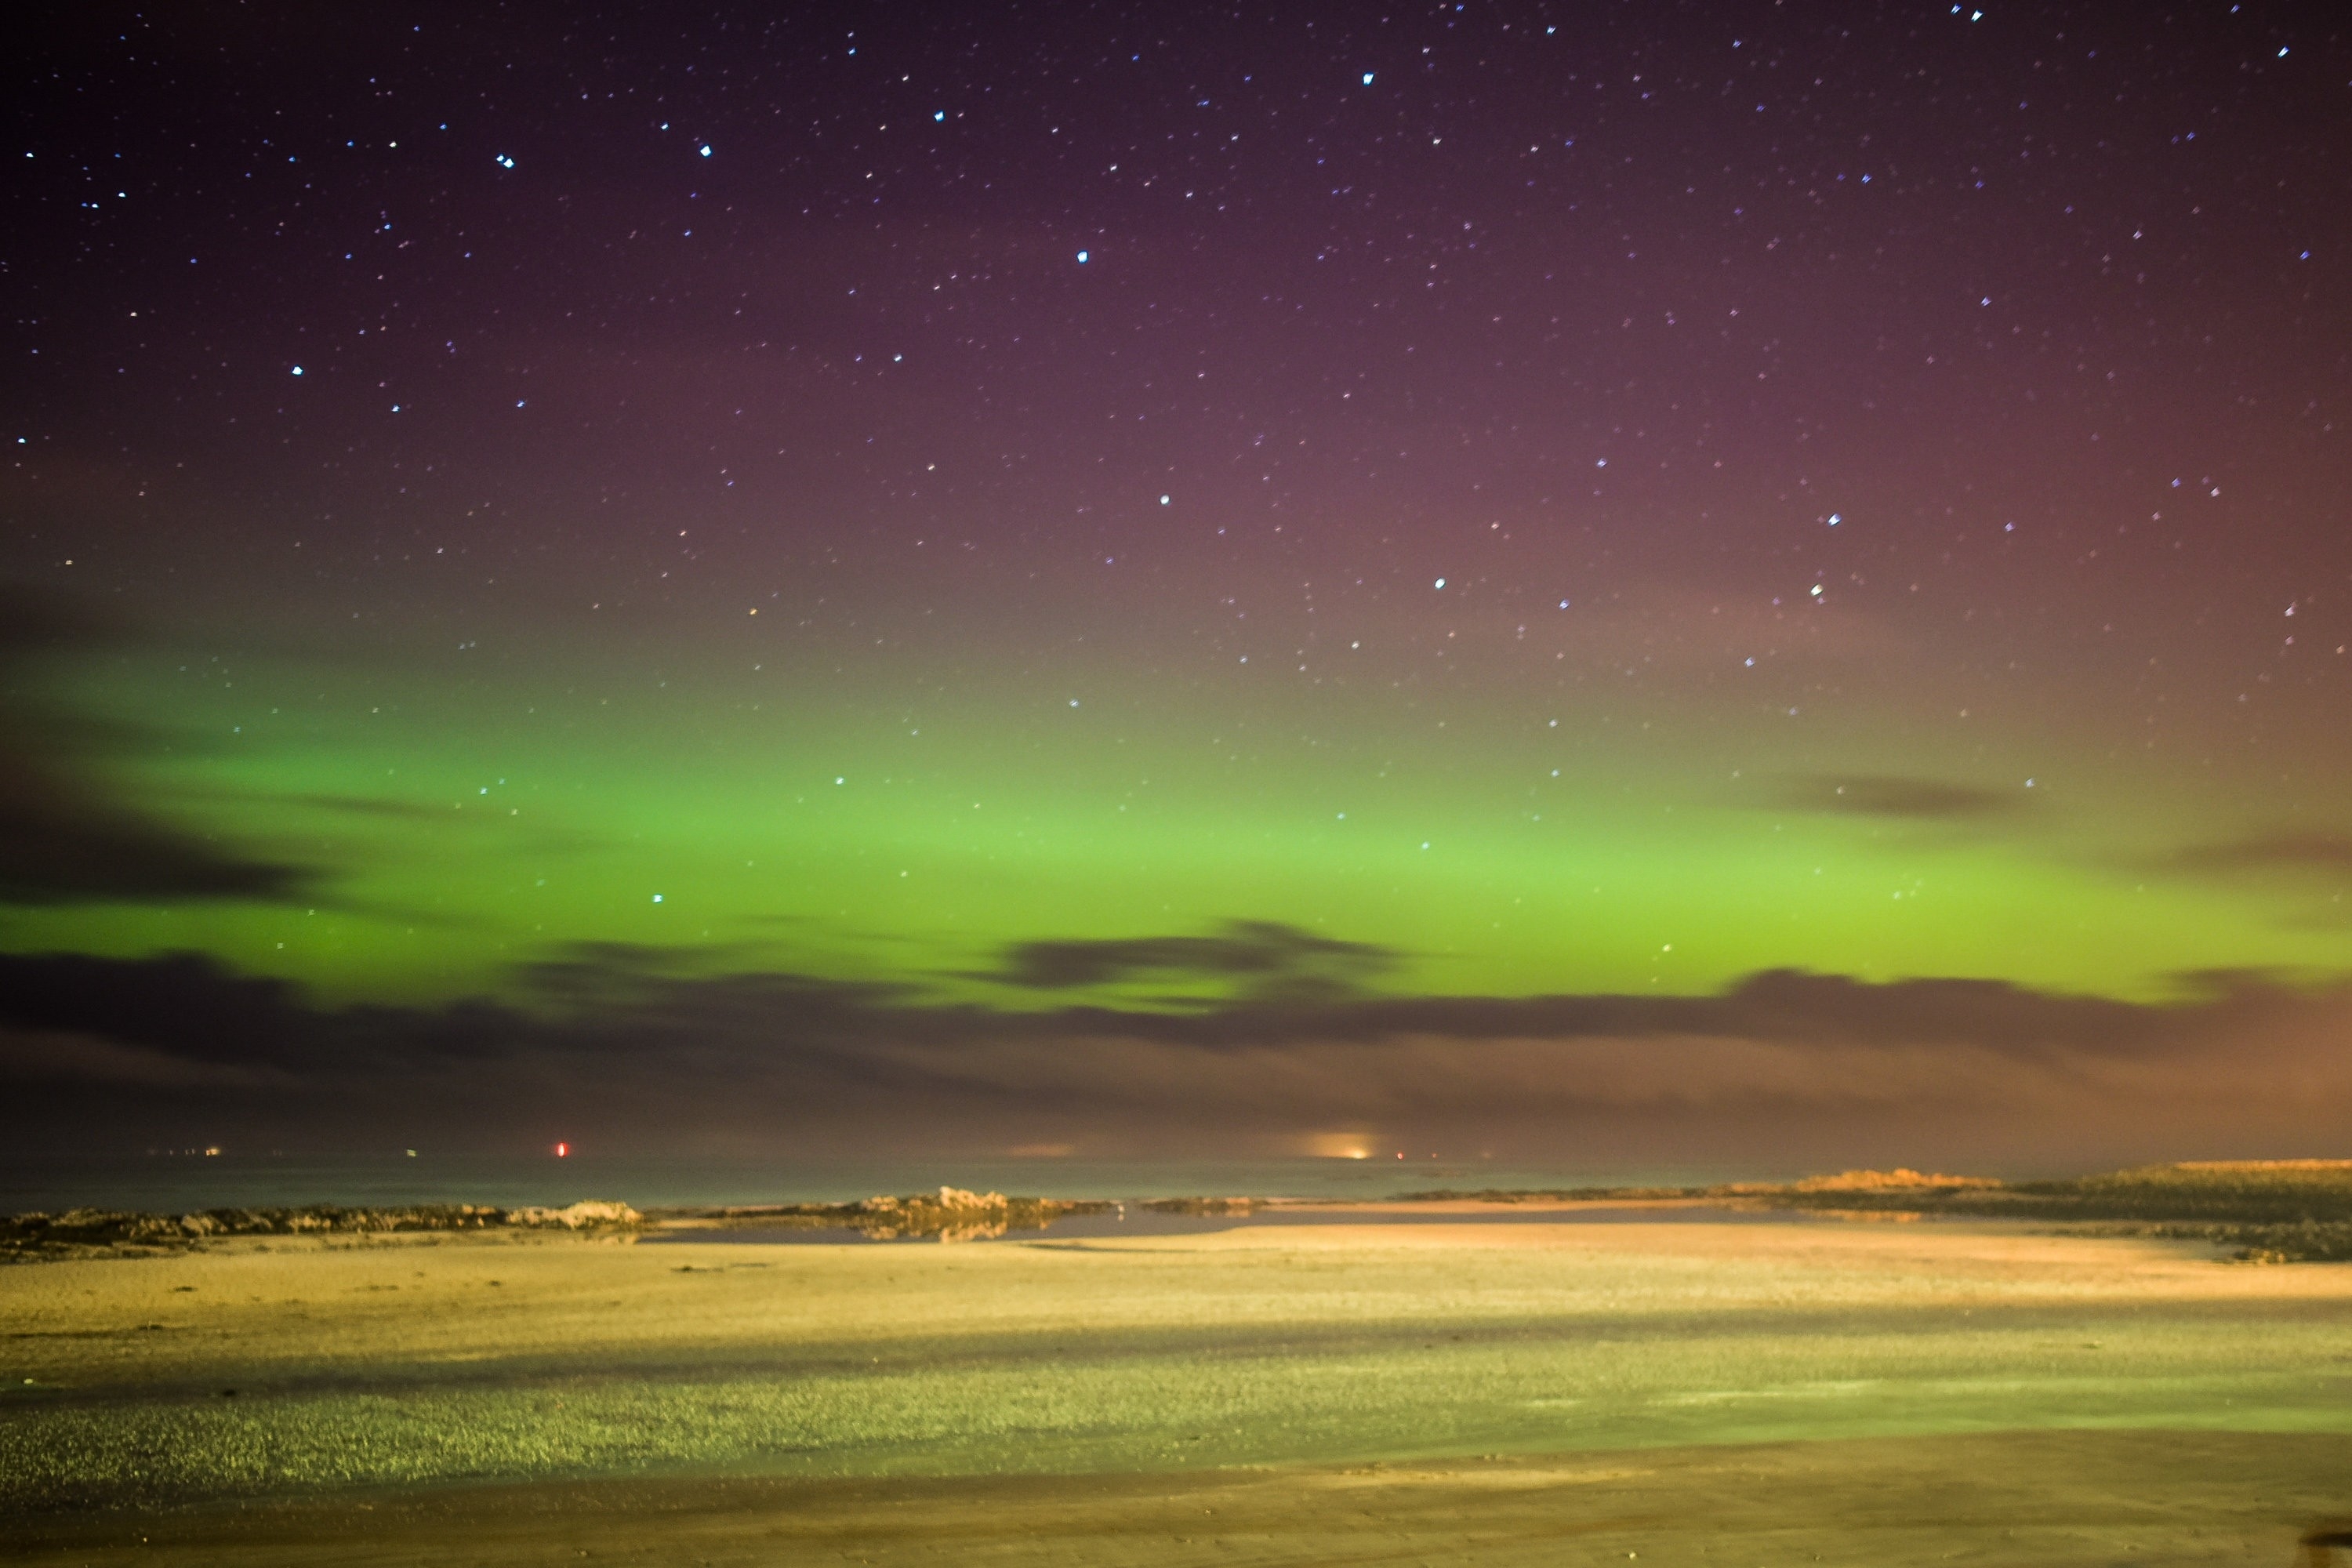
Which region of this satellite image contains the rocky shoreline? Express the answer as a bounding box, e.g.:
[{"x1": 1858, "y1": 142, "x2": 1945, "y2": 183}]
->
[
  {"x1": 660, "y1": 1186, "x2": 1117, "y2": 1243},
  {"x1": 1, "y1": 1187, "x2": 1130, "y2": 1260},
  {"x1": 0, "y1": 1200, "x2": 641, "y2": 1263}
]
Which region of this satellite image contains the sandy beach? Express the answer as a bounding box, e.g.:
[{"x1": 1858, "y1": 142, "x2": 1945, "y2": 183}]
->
[{"x1": 5, "y1": 1215, "x2": 2349, "y2": 1563}]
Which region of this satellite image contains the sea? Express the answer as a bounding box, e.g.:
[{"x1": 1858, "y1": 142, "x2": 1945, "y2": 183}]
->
[{"x1": 0, "y1": 1150, "x2": 1755, "y2": 1217}]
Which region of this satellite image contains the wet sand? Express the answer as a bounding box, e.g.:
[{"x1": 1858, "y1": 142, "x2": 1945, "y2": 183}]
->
[
  {"x1": 11, "y1": 1430, "x2": 2350, "y2": 1566},
  {"x1": 5, "y1": 1218, "x2": 2349, "y2": 1563}
]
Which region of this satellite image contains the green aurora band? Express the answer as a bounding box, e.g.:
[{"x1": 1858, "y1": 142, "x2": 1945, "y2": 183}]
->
[{"x1": 11, "y1": 570, "x2": 2343, "y2": 1011}]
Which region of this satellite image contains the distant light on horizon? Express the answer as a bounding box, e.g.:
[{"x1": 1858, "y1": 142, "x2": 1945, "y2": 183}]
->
[{"x1": 1305, "y1": 1132, "x2": 1374, "y2": 1160}]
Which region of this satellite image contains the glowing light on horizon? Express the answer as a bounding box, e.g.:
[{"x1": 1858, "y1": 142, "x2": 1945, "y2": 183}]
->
[{"x1": 1305, "y1": 1132, "x2": 1374, "y2": 1160}]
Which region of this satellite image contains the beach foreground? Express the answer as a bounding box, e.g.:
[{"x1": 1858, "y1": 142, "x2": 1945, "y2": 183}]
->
[{"x1": 5, "y1": 1214, "x2": 2349, "y2": 1563}]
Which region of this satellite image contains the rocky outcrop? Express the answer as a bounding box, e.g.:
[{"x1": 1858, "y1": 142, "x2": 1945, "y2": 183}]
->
[
  {"x1": 0, "y1": 1201, "x2": 641, "y2": 1261},
  {"x1": 677, "y1": 1189, "x2": 1113, "y2": 1243},
  {"x1": 1782, "y1": 1168, "x2": 2002, "y2": 1192},
  {"x1": 505, "y1": 1200, "x2": 642, "y2": 1229}
]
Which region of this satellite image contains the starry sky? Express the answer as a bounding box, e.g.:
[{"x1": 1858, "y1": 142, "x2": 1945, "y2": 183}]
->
[{"x1": 5, "y1": 1, "x2": 2350, "y2": 1164}]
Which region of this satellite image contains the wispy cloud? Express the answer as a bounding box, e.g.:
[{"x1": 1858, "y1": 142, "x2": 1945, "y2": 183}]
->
[
  {"x1": 2151, "y1": 831, "x2": 2352, "y2": 880},
  {"x1": 0, "y1": 586, "x2": 313, "y2": 906},
  {"x1": 993, "y1": 920, "x2": 1396, "y2": 1002},
  {"x1": 1768, "y1": 774, "x2": 2027, "y2": 822}
]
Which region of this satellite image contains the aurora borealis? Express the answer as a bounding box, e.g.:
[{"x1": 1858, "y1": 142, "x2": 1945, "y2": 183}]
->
[{"x1": 5, "y1": 2, "x2": 2350, "y2": 1163}]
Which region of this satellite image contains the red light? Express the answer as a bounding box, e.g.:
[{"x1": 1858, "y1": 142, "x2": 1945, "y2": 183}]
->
[{"x1": 554, "y1": 1142, "x2": 569, "y2": 1157}]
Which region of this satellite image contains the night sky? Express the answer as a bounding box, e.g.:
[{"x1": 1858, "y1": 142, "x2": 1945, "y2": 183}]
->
[{"x1": 5, "y1": 2, "x2": 2350, "y2": 1167}]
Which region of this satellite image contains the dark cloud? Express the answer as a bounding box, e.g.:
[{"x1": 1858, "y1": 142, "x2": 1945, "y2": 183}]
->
[
  {"x1": 0, "y1": 1025, "x2": 289, "y2": 1091},
  {"x1": 996, "y1": 920, "x2": 1396, "y2": 1002},
  {"x1": 0, "y1": 782, "x2": 312, "y2": 906},
  {"x1": 280, "y1": 794, "x2": 449, "y2": 822},
  {"x1": 1771, "y1": 774, "x2": 2026, "y2": 821},
  {"x1": 521, "y1": 942, "x2": 918, "y2": 1026},
  {"x1": 0, "y1": 952, "x2": 503, "y2": 1073},
  {"x1": 3, "y1": 938, "x2": 2349, "y2": 1170},
  {"x1": 0, "y1": 584, "x2": 313, "y2": 906}
]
